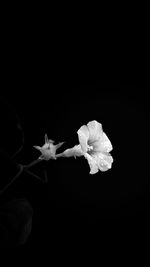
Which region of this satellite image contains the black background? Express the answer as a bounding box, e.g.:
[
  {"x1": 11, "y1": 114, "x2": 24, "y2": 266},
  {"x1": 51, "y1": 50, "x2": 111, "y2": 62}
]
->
[
  {"x1": 0, "y1": 80, "x2": 149, "y2": 251},
  {"x1": 0, "y1": 3, "x2": 149, "y2": 262}
]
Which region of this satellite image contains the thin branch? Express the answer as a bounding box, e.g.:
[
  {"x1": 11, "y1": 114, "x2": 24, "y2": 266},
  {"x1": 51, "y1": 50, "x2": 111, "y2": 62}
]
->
[
  {"x1": 24, "y1": 169, "x2": 43, "y2": 181},
  {"x1": 0, "y1": 157, "x2": 44, "y2": 195},
  {"x1": 11, "y1": 134, "x2": 25, "y2": 159},
  {"x1": 0, "y1": 164, "x2": 24, "y2": 195},
  {"x1": 23, "y1": 158, "x2": 43, "y2": 169}
]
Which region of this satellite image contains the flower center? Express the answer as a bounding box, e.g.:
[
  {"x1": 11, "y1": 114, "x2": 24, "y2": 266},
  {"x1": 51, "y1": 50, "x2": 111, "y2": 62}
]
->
[
  {"x1": 87, "y1": 145, "x2": 93, "y2": 151},
  {"x1": 87, "y1": 144, "x2": 94, "y2": 155}
]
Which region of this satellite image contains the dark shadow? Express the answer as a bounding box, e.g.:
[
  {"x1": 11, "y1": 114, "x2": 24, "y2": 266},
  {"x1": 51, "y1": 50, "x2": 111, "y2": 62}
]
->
[{"x1": 0, "y1": 198, "x2": 33, "y2": 247}]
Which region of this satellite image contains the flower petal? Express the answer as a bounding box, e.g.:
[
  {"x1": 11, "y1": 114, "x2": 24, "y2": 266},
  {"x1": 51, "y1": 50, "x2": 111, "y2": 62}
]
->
[
  {"x1": 93, "y1": 152, "x2": 113, "y2": 171},
  {"x1": 77, "y1": 125, "x2": 89, "y2": 153},
  {"x1": 87, "y1": 120, "x2": 103, "y2": 143},
  {"x1": 92, "y1": 132, "x2": 113, "y2": 153},
  {"x1": 84, "y1": 153, "x2": 99, "y2": 174}
]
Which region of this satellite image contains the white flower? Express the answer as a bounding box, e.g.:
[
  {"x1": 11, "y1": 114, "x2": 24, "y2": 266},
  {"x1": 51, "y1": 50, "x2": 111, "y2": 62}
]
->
[
  {"x1": 33, "y1": 134, "x2": 65, "y2": 160},
  {"x1": 56, "y1": 120, "x2": 113, "y2": 175},
  {"x1": 77, "y1": 120, "x2": 113, "y2": 174}
]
